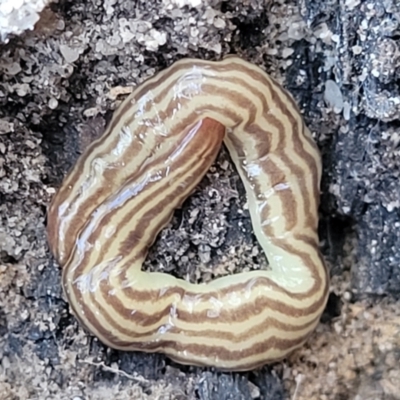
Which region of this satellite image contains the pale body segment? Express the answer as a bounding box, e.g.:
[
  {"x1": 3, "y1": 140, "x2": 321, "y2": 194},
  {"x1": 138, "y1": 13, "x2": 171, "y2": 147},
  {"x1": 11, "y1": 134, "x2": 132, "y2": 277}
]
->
[{"x1": 47, "y1": 56, "x2": 329, "y2": 371}]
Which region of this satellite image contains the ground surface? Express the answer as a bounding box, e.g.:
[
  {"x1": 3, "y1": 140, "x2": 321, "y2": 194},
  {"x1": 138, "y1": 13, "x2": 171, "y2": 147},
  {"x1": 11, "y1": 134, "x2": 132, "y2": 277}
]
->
[{"x1": 1, "y1": 0, "x2": 400, "y2": 399}]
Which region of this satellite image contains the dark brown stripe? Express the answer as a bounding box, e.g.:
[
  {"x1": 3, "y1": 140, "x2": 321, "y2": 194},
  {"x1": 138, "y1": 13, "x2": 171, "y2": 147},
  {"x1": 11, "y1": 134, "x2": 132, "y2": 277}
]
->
[
  {"x1": 256, "y1": 156, "x2": 298, "y2": 233},
  {"x1": 102, "y1": 327, "x2": 313, "y2": 364},
  {"x1": 132, "y1": 59, "x2": 268, "y2": 105},
  {"x1": 67, "y1": 305, "x2": 312, "y2": 371},
  {"x1": 270, "y1": 237, "x2": 328, "y2": 300},
  {"x1": 261, "y1": 77, "x2": 317, "y2": 230}
]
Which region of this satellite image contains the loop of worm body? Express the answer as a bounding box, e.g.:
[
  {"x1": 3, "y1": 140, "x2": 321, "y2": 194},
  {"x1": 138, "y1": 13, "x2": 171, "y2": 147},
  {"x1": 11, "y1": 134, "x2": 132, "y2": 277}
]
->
[{"x1": 47, "y1": 56, "x2": 329, "y2": 371}]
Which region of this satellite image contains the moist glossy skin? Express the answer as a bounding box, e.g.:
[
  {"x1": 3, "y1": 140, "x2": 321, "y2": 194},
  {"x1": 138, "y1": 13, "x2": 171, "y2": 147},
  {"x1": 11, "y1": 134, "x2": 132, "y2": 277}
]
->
[{"x1": 47, "y1": 56, "x2": 329, "y2": 371}]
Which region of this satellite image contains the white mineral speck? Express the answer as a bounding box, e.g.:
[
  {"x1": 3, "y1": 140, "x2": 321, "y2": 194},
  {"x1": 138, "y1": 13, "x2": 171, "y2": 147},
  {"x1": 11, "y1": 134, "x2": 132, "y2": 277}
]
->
[
  {"x1": 60, "y1": 44, "x2": 80, "y2": 63},
  {"x1": 0, "y1": 0, "x2": 50, "y2": 43},
  {"x1": 213, "y1": 17, "x2": 226, "y2": 29},
  {"x1": 48, "y1": 98, "x2": 58, "y2": 109},
  {"x1": 324, "y1": 79, "x2": 344, "y2": 113}
]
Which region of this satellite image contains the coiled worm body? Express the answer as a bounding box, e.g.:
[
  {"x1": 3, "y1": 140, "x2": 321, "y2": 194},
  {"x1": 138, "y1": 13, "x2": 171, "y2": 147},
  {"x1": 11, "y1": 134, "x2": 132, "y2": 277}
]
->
[{"x1": 47, "y1": 56, "x2": 329, "y2": 371}]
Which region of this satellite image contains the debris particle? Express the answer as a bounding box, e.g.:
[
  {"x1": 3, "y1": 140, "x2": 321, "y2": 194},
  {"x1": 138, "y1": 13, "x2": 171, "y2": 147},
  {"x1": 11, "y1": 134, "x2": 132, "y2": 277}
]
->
[
  {"x1": 0, "y1": 0, "x2": 50, "y2": 42},
  {"x1": 324, "y1": 80, "x2": 344, "y2": 113}
]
